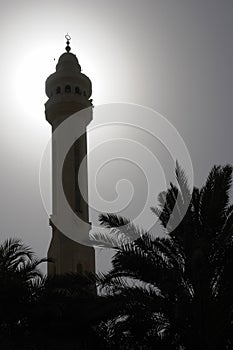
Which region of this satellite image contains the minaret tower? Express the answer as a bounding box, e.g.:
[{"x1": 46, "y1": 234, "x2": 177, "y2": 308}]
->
[{"x1": 45, "y1": 35, "x2": 95, "y2": 276}]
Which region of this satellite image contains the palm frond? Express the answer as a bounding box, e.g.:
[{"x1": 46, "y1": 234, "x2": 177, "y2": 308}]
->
[{"x1": 199, "y1": 164, "x2": 232, "y2": 232}]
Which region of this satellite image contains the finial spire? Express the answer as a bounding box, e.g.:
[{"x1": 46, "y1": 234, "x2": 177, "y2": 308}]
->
[{"x1": 65, "y1": 34, "x2": 71, "y2": 53}]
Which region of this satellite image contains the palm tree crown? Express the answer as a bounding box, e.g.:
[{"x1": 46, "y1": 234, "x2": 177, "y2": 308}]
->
[
  {"x1": 95, "y1": 164, "x2": 233, "y2": 350},
  {"x1": 0, "y1": 238, "x2": 47, "y2": 348}
]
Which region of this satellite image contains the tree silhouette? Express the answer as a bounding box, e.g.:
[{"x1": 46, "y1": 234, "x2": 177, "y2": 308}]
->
[
  {"x1": 95, "y1": 164, "x2": 233, "y2": 350},
  {"x1": 1, "y1": 164, "x2": 233, "y2": 349},
  {"x1": 0, "y1": 238, "x2": 47, "y2": 348}
]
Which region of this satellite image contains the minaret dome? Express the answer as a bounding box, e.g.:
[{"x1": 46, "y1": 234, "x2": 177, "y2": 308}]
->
[{"x1": 45, "y1": 38, "x2": 92, "y2": 125}]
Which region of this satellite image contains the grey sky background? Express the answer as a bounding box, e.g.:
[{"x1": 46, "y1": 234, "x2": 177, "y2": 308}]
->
[{"x1": 0, "y1": 0, "x2": 233, "y2": 273}]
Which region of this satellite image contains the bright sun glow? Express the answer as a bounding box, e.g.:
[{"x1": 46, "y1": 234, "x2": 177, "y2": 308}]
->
[{"x1": 13, "y1": 45, "x2": 57, "y2": 119}]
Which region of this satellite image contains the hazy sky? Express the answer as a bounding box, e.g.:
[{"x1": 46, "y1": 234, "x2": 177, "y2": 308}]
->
[{"x1": 0, "y1": 0, "x2": 233, "y2": 272}]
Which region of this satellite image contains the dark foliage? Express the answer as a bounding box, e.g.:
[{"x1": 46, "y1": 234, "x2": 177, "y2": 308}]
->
[
  {"x1": 95, "y1": 164, "x2": 233, "y2": 350},
  {"x1": 1, "y1": 164, "x2": 233, "y2": 350}
]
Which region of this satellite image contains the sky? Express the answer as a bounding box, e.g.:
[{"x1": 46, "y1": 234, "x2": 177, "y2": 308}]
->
[{"x1": 0, "y1": 0, "x2": 233, "y2": 273}]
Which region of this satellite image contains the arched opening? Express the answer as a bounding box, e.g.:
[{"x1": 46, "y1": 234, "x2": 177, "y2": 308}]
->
[
  {"x1": 56, "y1": 86, "x2": 61, "y2": 94},
  {"x1": 75, "y1": 86, "x2": 81, "y2": 95},
  {"x1": 65, "y1": 85, "x2": 71, "y2": 93}
]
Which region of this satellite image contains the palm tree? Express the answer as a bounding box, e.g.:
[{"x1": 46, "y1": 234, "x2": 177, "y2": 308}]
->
[
  {"x1": 0, "y1": 238, "x2": 47, "y2": 348},
  {"x1": 94, "y1": 164, "x2": 233, "y2": 350}
]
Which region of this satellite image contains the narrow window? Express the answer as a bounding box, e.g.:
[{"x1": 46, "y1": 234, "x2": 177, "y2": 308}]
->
[
  {"x1": 56, "y1": 86, "x2": 61, "y2": 94},
  {"x1": 74, "y1": 142, "x2": 81, "y2": 212},
  {"x1": 65, "y1": 85, "x2": 71, "y2": 93},
  {"x1": 83, "y1": 91, "x2": 86, "y2": 97}
]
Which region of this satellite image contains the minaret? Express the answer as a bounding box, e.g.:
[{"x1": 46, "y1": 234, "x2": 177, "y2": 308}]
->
[{"x1": 45, "y1": 35, "x2": 95, "y2": 276}]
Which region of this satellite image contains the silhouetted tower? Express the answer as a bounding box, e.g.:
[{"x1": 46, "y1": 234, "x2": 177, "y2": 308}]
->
[{"x1": 45, "y1": 35, "x2": 95, "y2": 275}]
